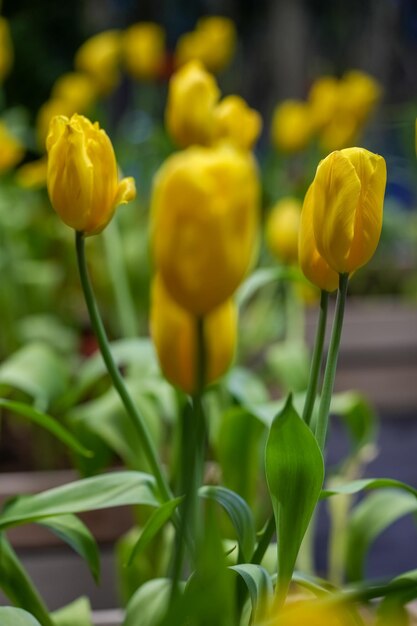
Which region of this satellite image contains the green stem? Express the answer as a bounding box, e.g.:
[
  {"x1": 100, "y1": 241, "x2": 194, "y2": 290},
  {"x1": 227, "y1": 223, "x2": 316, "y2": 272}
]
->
[
  {"x1": 315, "y1": 274, "x2": 349, "y2": 451},
  {"x1": 75, "y1": 231, "x2": 172, "y2": 503},
  {"x1": 302, "y1": 290, "x2": 329, "y2": 427},
  {"x1": 251, "y1": 514, "x2": 276, "y2": 566}
]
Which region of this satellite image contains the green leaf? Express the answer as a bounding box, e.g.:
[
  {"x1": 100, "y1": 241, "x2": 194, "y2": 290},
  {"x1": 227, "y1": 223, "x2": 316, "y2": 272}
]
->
[
  {"x1": 321, "y1": 477, "x2": 417, "y2": 499},
  {"x1": 265, "y1": 395, "x2": 324, "y2": 604},
  {"x1": 230, "y1": 563, "x2": 273, "y2": 619},
  {"x1": 237, "y1": 267, "x2": 300, "y2": 307},
  {"x1": 0, "y1": 534, "x2": 54, "y2": 626},
  {"x1": 199, "y1": 485, "x2": 256, "y2": 561},
  {"x1": 346, "y1": 490, "x2": 417, "y2": 582},
  {"x1": 52, "y1": 597, "x2": 93, "y2": 626},
  {"x1": 0, "y1": 608, "x2": 43, "y2": 626},
  {"x1": 127, "y1": 497, "x2": 183, "y2": 566},
  {"x1": 266, "y1": 341, "x2": 310, "y2": 393},
  {"x1": 0, "y1": 342, "x2": 69, "y2": 410},
  {"x1": 0, "y1": 399, "x2": 92, "y2": 458},
  {"x1": 39, "y1": 515, "x2": 100, "y2": 582},
  {"x1": 0, "y1": 471, "x2": 159, "y2": 529},
  {"x1": 123, "y1": 578, "x2": 172, "y2": 626}
]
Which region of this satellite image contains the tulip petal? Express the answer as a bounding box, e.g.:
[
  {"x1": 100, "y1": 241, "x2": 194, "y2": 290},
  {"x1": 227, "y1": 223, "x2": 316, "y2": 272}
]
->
[{"x1": 115, "y1": 176, "x2": 136, "y2": 206}]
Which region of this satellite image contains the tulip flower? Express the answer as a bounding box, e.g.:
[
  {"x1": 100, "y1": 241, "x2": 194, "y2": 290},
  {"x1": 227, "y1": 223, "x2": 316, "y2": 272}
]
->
[
  {"x1": 0, "y1": 18, "x2": 13, "y2": 82},
  {"x1": 271, "y1": 100, "x2": 313, "y2": 153},
  {"x1": 122, "y1": 22, "x2": 165, "y2": 81},
  {"x1": 75, "y1": 30, "x2": 121, "y2": 95},
  {"x1": 175, "y1": 16, "x2": 236, "y2": 73},
  {"x1": 46, "y1": 114, "x2": 136, "y2": 235},
  {"x1": 265, "y1": 197, "x2": 301, "y2": 266},
  {"x1": 264, "y1": 600, "x2": 350, "y2": 626},
  {"x1": 212, "y1": 95, "x2": 262, "y2": 151},
  {"x1": 310, "y1": 147, "x2": 386, "y2": 275},
  {"x1": 16, "y1": 158, "x2": 47, "y2": 189},
  {"x1": 0, "y1": 121, "x2": 24, "y2": 173},
  {"x1": 52, "y1": 72, "x2": 97, "y2": 113},
  {"x1": 150, "y1": 274, "x2": 237, "y2": 394},
  {"x1": 299, "y1": 184, "x2": 339, "y2": 292},
  {"x1": 340, "y1": 70, "x2": 381, "y2": 124},
  {"x1": 165, "y1": 60, "x2": 220, "y2": 147},
  {"x1": 151, "y1": 144, "x2": 259, "y2": 315},
  {"x1": 36, "y1": 99, "x2": 76, "y2": 150}
]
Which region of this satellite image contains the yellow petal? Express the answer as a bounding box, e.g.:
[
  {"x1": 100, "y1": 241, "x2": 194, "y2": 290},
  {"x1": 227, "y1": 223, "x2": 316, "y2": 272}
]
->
[{"x1": 115, "y1": 176, "x2": 136, "y2": 206}]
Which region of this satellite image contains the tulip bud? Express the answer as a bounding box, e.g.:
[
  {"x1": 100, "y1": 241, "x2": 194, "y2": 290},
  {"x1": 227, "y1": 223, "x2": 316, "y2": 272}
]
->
[
  {"x1": 36, "y1": 99, "x2": 76, "y2": 151},
  {"x1": 175, "y1": 16, "x2": 236, "y2": 74},
  {"x1": 271, "y1": 100, "x2": 313, "y2": 153},
  {"x1": 46, "y1": 114, "x2": 136, "y2": 235},
  {"x1": 165, "y1": 60, "x2": 220, "y2": 148},
  {"x1": 340, "y1": 70, "x2": 381, "y2": 124},
  {"x1": 52, "y1": 72, "x2": 97, "y2": 113},
  {"x1": 151, "y1": 144, "x2": 259, "y2": 315},
  {"x1": 212, "y1": 95, "x2": 262, "y2": 151},
  {"x1": 122, "y1": 22, "x2": 165, "y2": 81},
  {"x1": 75, "y1": 30, "x2": 121, "y2": 95},
  {"x1": 310, "y1": 147, "x2": 386, "y2": 274},
  {"x1": 298, "y1": 184, "x2": 339, "y2": 292},
  {"x1": 265, "y1": 197, "x2": 301, "y2": 266},
  {"x1": 150, "y1": 275, "x2": 237, "y2": 395},
  {"x1": 16, "y1": 158, "x2": 47, "y2": 189},
  {"x1": 0, "y1": 121, "x2": 24, "y2": 173}
]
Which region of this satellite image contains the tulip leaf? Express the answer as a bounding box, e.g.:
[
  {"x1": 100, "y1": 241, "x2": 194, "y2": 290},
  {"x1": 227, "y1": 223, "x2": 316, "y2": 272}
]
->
[
  {"x1": 52, "y1": 597, "x2": 93, "y2": 626},
  {"x1": 0, "y1": 471, "x2": 159, "y2": 530},
  {"x1": 0, "y1": 398, "x2": 92, "y2": 458},
  {"x1": 123, "y1": 578, "x2": 172, "y2": 626},
  {"x1": 237, "y1": 267, "x2": 301, "y2": 307},
  {"x1": 0, "y1": 608, "x2": 43, "y2": 626},
  {"x1": 346, "y1": 490, "x2": 417, "y2": 582},
  {"x1": 39, "y1": 514, "x2": 100, "y2": 582},
  {"x1": 321, "y1": 477, "x2": 417, "y2": 499},
  {"x1": 230, "y1": 563, "x2": 273, "y2": 619},
  {"x1": 265, "y1": 395, "x2": 324, "y2": 603},
  {"x1": 199, "y1": 485, "x2": 256, "y2": 561}
]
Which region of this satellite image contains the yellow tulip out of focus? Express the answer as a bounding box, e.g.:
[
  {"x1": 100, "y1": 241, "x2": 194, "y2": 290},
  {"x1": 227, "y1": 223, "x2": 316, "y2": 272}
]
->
[
  {"x1": 175, "y1": 16, "x2": 236, "y2": 73},
  {"x1": 0, "y1": 17, "x2": 13, "y2": 82},
  {"x1": 16, "y1": 158, "x2": 48, "y2": 189},
  {"x1": 265, "y1": 197, "x2": 301, "y2": 266},
  {"x1": 150, "y1": 275, "x2": 237, "y2": 395},
  {"x1": 46, "y1": 114, "x2": 136, "y2": 235},
  {"x1": 308, "y1": 147, "x2": 387, "y2": 275},
  {"x1": 122, "y1": 22, "x2": 165, "y2": 81},
  {"x1": 165, "y1": 60, "x2": 220, "y2": 148},
  {"x1": 0, "y1": 121, "x2": 24, "y2": 173},
  {"x1": 212, "y1": 95, "x2": 262, "y2": 151},
  {"x1": 271, "y1": 100, "x2": 313, "y2": 153},
  {"x1": 299, "y1": 184, "x2": 339, "y2": 292},
  {"x1": 151, "y1": 144, "x2": 260, "y2": 315},
  {"x1": 75, "y1": 30, "x2": 121, "y2": 95},
  {"x1": 52, "y1": 72, "x2": 97, "y2": 113},
  {"x1": 264, "y1": 600, "x2": 351, "y2": 626}
]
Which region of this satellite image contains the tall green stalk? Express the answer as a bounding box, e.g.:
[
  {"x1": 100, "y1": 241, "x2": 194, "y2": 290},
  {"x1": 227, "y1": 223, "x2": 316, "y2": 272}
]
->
[{"x1": 315, "y1": 274, "x2": 349, "y2": 451}]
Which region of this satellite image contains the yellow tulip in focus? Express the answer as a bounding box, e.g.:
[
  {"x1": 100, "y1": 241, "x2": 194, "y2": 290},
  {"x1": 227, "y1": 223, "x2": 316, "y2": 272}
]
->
[
  {"x1": 16, "y1": 157, "x2": 47, "y2": 189},
  {"x1": 0, "y1": 121, "x2": 24, "y2": 173},
  {"x1": 151, "y1": 145, "x2": 260, "y2": 315},
  {"x1": 36, "y1": 98, "x2": 77, "y2": 150},
  {"x1": 75, "y1": 30, "x2": 121, "y2": 95},
  {"x1": 265, "y1": 197, "x2": 301, "y2": 265},
  {"x1": 165, "y1": 60, "x2": 220, "y2": 147},
  {"x1": 298, "y1": 184, "x2": 339, "y2": 292},
  {"x1": 0, "y1": 18, "x2": 13, "y2": 81},
  {"x1": 271, "y1": 100, "x2": 313, "y2": 153},
  {"x1": 46, "y1": 114, "x2": 136, "y2": 235},
  {"x1": 122, "y1": 22, "x2": 165, "y2": 81},
  {"x1": 150, "y1": 275, "x2": 237, "y2": 395},
  {"x1": 311, "y1": 147, "x2": 387, "y2": 274},
  {"x1": 52, "y1": 72, "x2": 97, "y2": 113},
  {"x1": 175, "y1": 16, "x2": 236, "y2": 73},
  {"x1": 212, "y1": 95, "x2": 262, "y2": 151}
]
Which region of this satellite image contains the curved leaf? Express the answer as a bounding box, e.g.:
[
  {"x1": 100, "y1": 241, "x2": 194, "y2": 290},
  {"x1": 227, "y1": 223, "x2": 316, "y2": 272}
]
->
[
  {"x1": 199, "y1": 485, "x2": 256, "y2": 560},
  {"x1": 0, "y1": 471, "x2": 159, "y2": 530},
  {"x1": 123, "y1": 578, "x2": 172, "y2": 626},
  {"x1": 321, "y1": 478, "x2": 417, "y2": 500},
  {"x1": 52, "y1": 597, "x2": 93, "y2": 626},
  {"x1": 230, "y1": 563, "x2": 273, "y2": 618},
  {"x1": 0, "y1": 608, "x2": 42, "y2": 626},
  {"x1": 237, "y1": 267, "x2": 300, "y2": 307}
]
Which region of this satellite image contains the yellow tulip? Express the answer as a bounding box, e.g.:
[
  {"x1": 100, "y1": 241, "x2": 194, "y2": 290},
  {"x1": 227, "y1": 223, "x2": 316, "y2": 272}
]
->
[
  {"x1": 75, "y1": 30, "x2": 121, "y2": 95},
  {"x1": 175, "y1": 16, "x2": 236, "y2": 73},
  {"x1": 310, "y1": 147, "x2": 386, "y2": 274},
  {"x1": 340, "y1": 70, "x2": 381, "y2": 124},
  {"x1": 0, "y1": 121, "x2": 24, "y2": 173},
  {"x1": 151, "y1": 145, "x2": 260, "y2": 315},
  {"x1": 318, "y1": 111, "x2": 359, "y2": 153},
  {"x1": 52, "y1": 72, "x2": 97, "y2": 112},
  {"x1": 271, "y1": 100, "x2": 313, "y2": 153},
  {"x1": 212, "y1": 95, "x2": 262, "y2": 151},
  {"x1": 150, "y1": 274, "x2": 237, "y2": 394},
  {"x1": 165, "y1": 60, "x2": 220, "y2": 147},
  {"x1": 0, "y1": 18, "x2": 13, "y2": 82},
  {"x1": 265, "y1": 600, "x2": 350, "y2": 626},
  {"x1": 36, "y1": 98, "x2": 77, "y2": 150},
  {"x1": 298, "y1": 184, "x2": 339, "y2": 292},
  {"x1": 308, "y1": 76, "x2": 340, "y2": 130},
  {"x1": 16, "y1": 157, "x2": 47, "y2": 189},
  {"x1": 265, "y1": 197, "x2": 301, "y2": 265},
  {"x1": 46, "y1": 114, "x2": 136, "y2": 235},
  {"x1": 122, "y1": 22, "x2": 165, "y2": 81}
]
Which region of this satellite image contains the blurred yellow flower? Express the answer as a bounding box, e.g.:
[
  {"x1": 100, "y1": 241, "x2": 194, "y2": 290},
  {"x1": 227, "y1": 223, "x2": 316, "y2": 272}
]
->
[
  {"x1": 0, "y1": 17, "x2": 13, "y2": 82},
  {"x1": 298, "y1": 184, "x2": 339, "y2": 292},
  {"x1": 46, "y1": 114, "x2": 135, "y2": 235},
  {"x1": 165, "y1": 60, "x2": 220, "y2": 147},
  {"x1": 318, "y1": 111, "x2": 359, "y2": 153},
  {"x1": 150, "y1": 274, "x2": 237, "y2": 394},
  {"x1": 175, "y1": 16, "x2": 236, "y2": 73},
  {"x1": 16, "y1": 157, "x2": 47, "y2": 189},
  {"x1": 340, "y1": 70, "x2": 381, "y2": 124},
  {"x1": 308, "y1": 76, "x2": 340, "y2": 130},
  {"x1": 151, "y1": 144, "x2": 260, "y2": 315},
  {"x1": 0, "y1": 121, "x2": 24, "y2": 173},
  {"x1": 271, "y1": 100, "x2": 313, "y2": 153},
  {"x1": 265, "y1": 197, "x2": 301, "y2": 265},
  {"x1": 311, "y1": 147, "x2": 386, "y2": 274},
  {"x1": 75, "y1": 30, "x2": 121, "y2": 95},
  {"x1": 122, "y1": 22, "x2": 165, "y2": 81},
  {"x1": 36, "y1": 98, "x2": 77, "y2": 150},
  {"x1": 212, "y1": 95, "x2": 262, "y2": 151},
  {"x1": 52, "y1": 72, "x2": 97, "y2": 113},
  {"x1": 265, "y1": 600, "x2": 350, "y2": 626}
]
